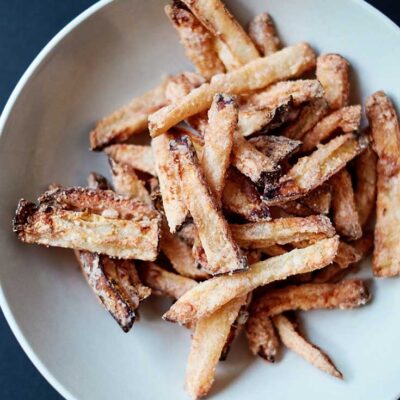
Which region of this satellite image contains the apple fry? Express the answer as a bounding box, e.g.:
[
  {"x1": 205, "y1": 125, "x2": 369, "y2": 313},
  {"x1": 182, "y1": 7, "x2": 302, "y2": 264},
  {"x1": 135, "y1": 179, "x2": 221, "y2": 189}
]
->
[
  {"x1": 273, "y1": 314, "x2": 342, "y2": 378},
  {"x1": 231, "y1": 215, "x2": 335, "y2": 249},
  {"x1": 263, "y1": 133, "x2": 369, "y2": 205},
  {"x1": 165, "y1": 2, "x2": 225, "y2": 79},
  {"x1": 248, "y1": 12, "x2": 281, "y2": 56},
  {"x1": 316, "y1": 53, "x2": 350, "y2": 110},
  {"x1": 366, "y1": 91, "x2": 400, "y2": 277},
  {"x1": 201, "y1": 93, "x2": 236, "y2": 201},
  {"x1": 163, "y1": 236, "x2": 339, "y2": 325},
  {"x1": 90, "y1": 79, "x2": 168, "y2": 150},
  {"x1": 181, "y1": 0, "x2": 260, "y2": 66},
  {"x1": 330, "y1": 168, "x2": 362, "y2": 240},
  {"x1": 302, "y1": 105, "x2": 361, "y2": 152},
  {"x1": 149, "y1": 43, "x2": 316, "y2": 137},
  {"x1": 170, "y1": 135, "x2": 247, "y2": 275}
]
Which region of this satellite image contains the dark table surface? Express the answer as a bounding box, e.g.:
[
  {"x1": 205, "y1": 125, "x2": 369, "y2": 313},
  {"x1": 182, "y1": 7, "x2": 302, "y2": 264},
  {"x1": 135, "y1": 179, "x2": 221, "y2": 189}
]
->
[{"x1": 0, "y1": 1, "x2": 399, "y2": 399}]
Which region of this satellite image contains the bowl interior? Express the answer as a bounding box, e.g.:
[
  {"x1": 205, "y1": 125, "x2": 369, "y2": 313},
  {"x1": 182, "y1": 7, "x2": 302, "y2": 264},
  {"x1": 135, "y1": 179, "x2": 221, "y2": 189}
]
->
[{"x1": 1, "y1": 0, "x2": 400, "y2": 399}]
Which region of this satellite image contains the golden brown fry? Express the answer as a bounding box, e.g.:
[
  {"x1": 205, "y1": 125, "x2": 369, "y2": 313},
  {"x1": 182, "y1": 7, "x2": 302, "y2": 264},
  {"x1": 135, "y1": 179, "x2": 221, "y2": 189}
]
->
[
  {"x1": 273, "y1": 314, "x2": 342, "y2": 378},
  {"x1": 302, "y1": 105, "x2": 362, "y2": 152},
  {"x1": 191, "y1": 228, "x2": 208, "y2": 271},
  {"x1": 271, "y1": 201, "x2": 314, "y2": 218},
  {"x1": 76, "y1": 251, "x2": 138, "y2": 332},
  {"x1": 161, "y1": 222, "x2": 209, "y2": 280},
  {"x1": 201, "y1": 94, "x2": 236, "y2": 201},
  {"x1": 222, "y1": 168, "x2": 271, "y2": 222},
  {"x1": 165, "y1": 71, "x2": 206, "y2": 103},
  {"x1": 181, "y1": 0, "x2": 260, "y2": 66},
  {"x1": 149, "y1": 43, "x2": 316, "y2": 137},
  {"x1": 90, "y1": 79, "x2": 168, "y2": 150},
  {"x1": 366, "y1": 91, "x2": 400, "y2": 276},
  {"x1": 261, "y1": 244, "x2": 287, "y2": 257},
  {"x1": 87, "y1": 172, "x2": 110, "y2": 190},
  {"x1": 104, "y1": 144, "x2": 156, "y2": 176},
  {"x1": 14, "y1": 200, "x2": 160, "y2": 260},
  {"x1": 334, "y1": 241, "x2": 363, "y2": 269},
  {"x1": 140, "y1": 262, "x2": 197, "y2": 299},
  {"x1": 330, "y1": 168, "x2": 362, "y2": 240},
  {"x1": 248, "y1": 12, "x2": 281, "y2": 56},
  {"x1": 170, "y1": 136, "x2": 247, "y2": 275},
  {"x1": 152, "y1": 132, "x2": 188, "y2": 232},
  {"x1": 213, "y1": 38, "x2": 241, "y2": 71},
  {"x1": 246, "y1": 309, "x2": 280, "y2": 362},
  {"x1": 299, "y1": 184, "x2": 332, "y2": 215},
  {"x1": 185, "y1": 296, "x2": 247, "y2": 399},
  {"x1": 231, "y1": 215, "x2": 335, "y2": 249},
  {"x1": 282, "y1": 98, "x2": 329, "y2": 140},
  {"x1": 354, "y1": 145, "x2": 377, "y2": 227},
  {"x1": 165, "y1": 2, "x2": 225, "y2": 79},
  {"x1": 316, "y1": 53, "x2": 350, "y2": 110},
  {"x1": 109, "y1": 159, "x2": 152, "y2": 205},
  {"x1": 163, "y1": 236, "x2": 339, "y2": 324},
  {"x1": 252, "y1": 279, "x2": 370, "y2": 317},
  {"x1": 264, "y1": 133, "x2": 369, "y2": 205},
  {"x1": 248, "y1": 135, "x2": 302, "y2": 163}
]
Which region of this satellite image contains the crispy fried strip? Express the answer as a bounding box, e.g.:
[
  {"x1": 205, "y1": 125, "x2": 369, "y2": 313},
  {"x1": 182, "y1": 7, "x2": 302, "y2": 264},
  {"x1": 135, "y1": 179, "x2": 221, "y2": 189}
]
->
[
  {"x1": 163, "y1": 236, "x2": 339, "y2": 324},
  {"x1": 104, "y1": 144, "x2": 156, "y2": 176},
  {"x1": 165, "y1": 2, "x2": 225, "y2": 79},
  {"x1": 165, "y1": 71, "x2": 206, "y2": 103},
  {"x1": 271, "y1": 201, "x2": 314, "y2": 218},
  {"x1": 109, "y1": 159, "x2": 152, "y2": 205},
  {"x1": 151, "y1": 132, "x2": 188, "y2": 232},
  {"x1": 354, "y1": 145, "x2": 377, "y2": 227},
  {"x1": 299, "y1": 184, "x2": 331, "y2": 215},
  {"x1": 366, "y1": 91, "x2": 400, "y2": 276},
  {"x1": 248, "y1": 12, "x2": 281, "y2": 56},
  {"x1": 248, "y1": 135, "x2": 302, "y2": 163},
  {"x1": 316, "y1": 54, "x2": 350, "y2": 110},
  {"x1": 302, "y1": 105, "x2": 361, "y2": 152},
  {"x1": 140, "y1": 262, "x2": 197, "y2": 299},
  {"x1": 90, "y1": 79, "x2": 168, "y2": 150},
  {"x1": 231, "y1": 215, "x2": 335, "y2": 249},
  {"x1": 252, "y1": 279, "x2": 370, "y2": 316},
  {"x1": 170, "y1": 136, "x2": 247, "y2": 275},
  {"x1": 201, "y1": 94, "x2": 236, "y2": 201},
  {"x1": 330, "y1": 168, "x2": 362, "y2": 240},
  {"x1": 161, "y1": 222, "x2": 209, "y2": 280},
  {"x1": 246, "y1": 309, "x2": 280, "y2": 362},
  {"x1": 149, "y1": 43, "x2": 316, "y2": 137},
  {"x1": 264, "y1": 133, "x2": 369, "y2": 204},
  {"x1": 191, "y1": 229, "x2": 208, "y2": 271},
  {"x1": 181, "y1": 0, "x2": 260, "y2": 66},
  {"x1": 261, "y1": 244, "x2": 287, "y2": 257},
  {"x1": 13, "y1": 200, "x2": 160, "y2": 260},
  {"x1": 273, "y1": 314, "x2": 342, "y2": 378},
  {"x1": 185, "y1": 296, "x2": 247, "y2": 399},
  {"x1": 282, "y1": 98, "x2": 329, "y2": 140},
  {"x1": 213, "y1": 38, "x2": 241, "y2": 71},
  {"x1": 222, "y1": 169, "x2": 271, "y2": 222}
]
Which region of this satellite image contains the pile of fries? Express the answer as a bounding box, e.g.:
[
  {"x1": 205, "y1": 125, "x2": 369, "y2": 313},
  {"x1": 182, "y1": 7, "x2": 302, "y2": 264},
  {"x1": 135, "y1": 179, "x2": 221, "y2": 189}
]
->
[{"x1": 12, "y1": 0, "x2": 400, "y2": 398}]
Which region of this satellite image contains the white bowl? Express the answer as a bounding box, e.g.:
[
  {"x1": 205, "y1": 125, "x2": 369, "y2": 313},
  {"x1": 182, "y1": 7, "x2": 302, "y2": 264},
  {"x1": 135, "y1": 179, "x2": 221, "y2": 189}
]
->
[{"x1": 1, "y1": 1, "x2": 400, "y2": 399}]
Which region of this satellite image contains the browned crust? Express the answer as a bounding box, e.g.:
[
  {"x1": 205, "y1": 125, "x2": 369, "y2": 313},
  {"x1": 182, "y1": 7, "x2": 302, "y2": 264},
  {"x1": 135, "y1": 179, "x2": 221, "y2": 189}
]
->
[
  {"x1": 366, "y1": 91, "x2": 400, "y2": 277},
  {"x1": 170, "y1": 135, "x2": 248, "y2": 275},
  {"x1": 263, "y1": 133, "x2": 369, "y2": 205},
  {"x1": 165, "y1": 3, "x2": 225, "y2": 79},
  {"x1": 316, "y1": 53, "x2": 350, "y2": 110},
  {"x1": 330, "y1": 168, "x2": 362, "y2": 240},
  {"x1": 87, "y1": 172, "x2": 110, "y2": 190},
  {"x1": 248, "y1": 12, "x2": 281, "y2": 56},
  {"x1": 165, "y1": 71, "x2": 206, "y2": 103},
  {"x1": 299, "y1": 184, "x2": 331, "y2": 215},
  {"x1": 252, "y1": 279, "x2": 370, "y2": 317}
]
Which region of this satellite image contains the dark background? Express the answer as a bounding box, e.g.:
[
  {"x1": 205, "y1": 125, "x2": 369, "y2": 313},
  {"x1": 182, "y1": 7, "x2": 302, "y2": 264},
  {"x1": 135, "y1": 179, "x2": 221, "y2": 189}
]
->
[{"x1": 0, "y1": 1, "x2": 398, "y2": 399}]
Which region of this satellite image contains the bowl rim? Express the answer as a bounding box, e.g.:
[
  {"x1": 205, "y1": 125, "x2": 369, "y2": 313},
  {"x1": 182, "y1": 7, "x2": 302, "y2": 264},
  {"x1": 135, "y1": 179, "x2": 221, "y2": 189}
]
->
[{"x1": 0, "y1": 1, "x2": 399, "y2": 399}]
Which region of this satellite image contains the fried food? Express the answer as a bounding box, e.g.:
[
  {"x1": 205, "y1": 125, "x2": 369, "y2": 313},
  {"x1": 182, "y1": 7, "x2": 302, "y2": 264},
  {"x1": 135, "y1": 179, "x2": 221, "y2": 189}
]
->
[
  {"x1": 316, "y1": 53, "x2": 350, "y2": 110},
  {"x1": 366, "y1": 91, "x2": 400, "y2": 277},
  {"x1": 263, "y1": 133, "x2": 369, "y2": 205},
  {"x1": 181, "y1": 0, "x2": 260, "y2": 65},
  {"x1": 299, "y1": 184, "x2": 331, "y2": 215},
  {"x1": 163, "y1": 236, "x2": 339, "y2": 325},
  {"x1": 201, "y1": 94, "x2": 236, "y2": 201},
  {"x1": 165, "y1": 2, "x2": 225, "y2": 79},
  {"x1": 273, "y1": 314, "x2": 342, "y2": 378},
  {"x1": 301, "y1": 105, "x2": 361, "y2": 152},
  {"x1": 231, "y1": 215, "x2": 335, "y2": 249},
  {"x1": 248, "y1": 12, "x2": 281, "y2": 56},
  {"x1": 149, "y1": 43, "x2": 316, "y2": 137},
  {"x1": 90, "y1": 79, "x2": 168, "y2": 150},
  {"x1": 170, "y1": 135, "x2": 247, "y2": 275}
]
